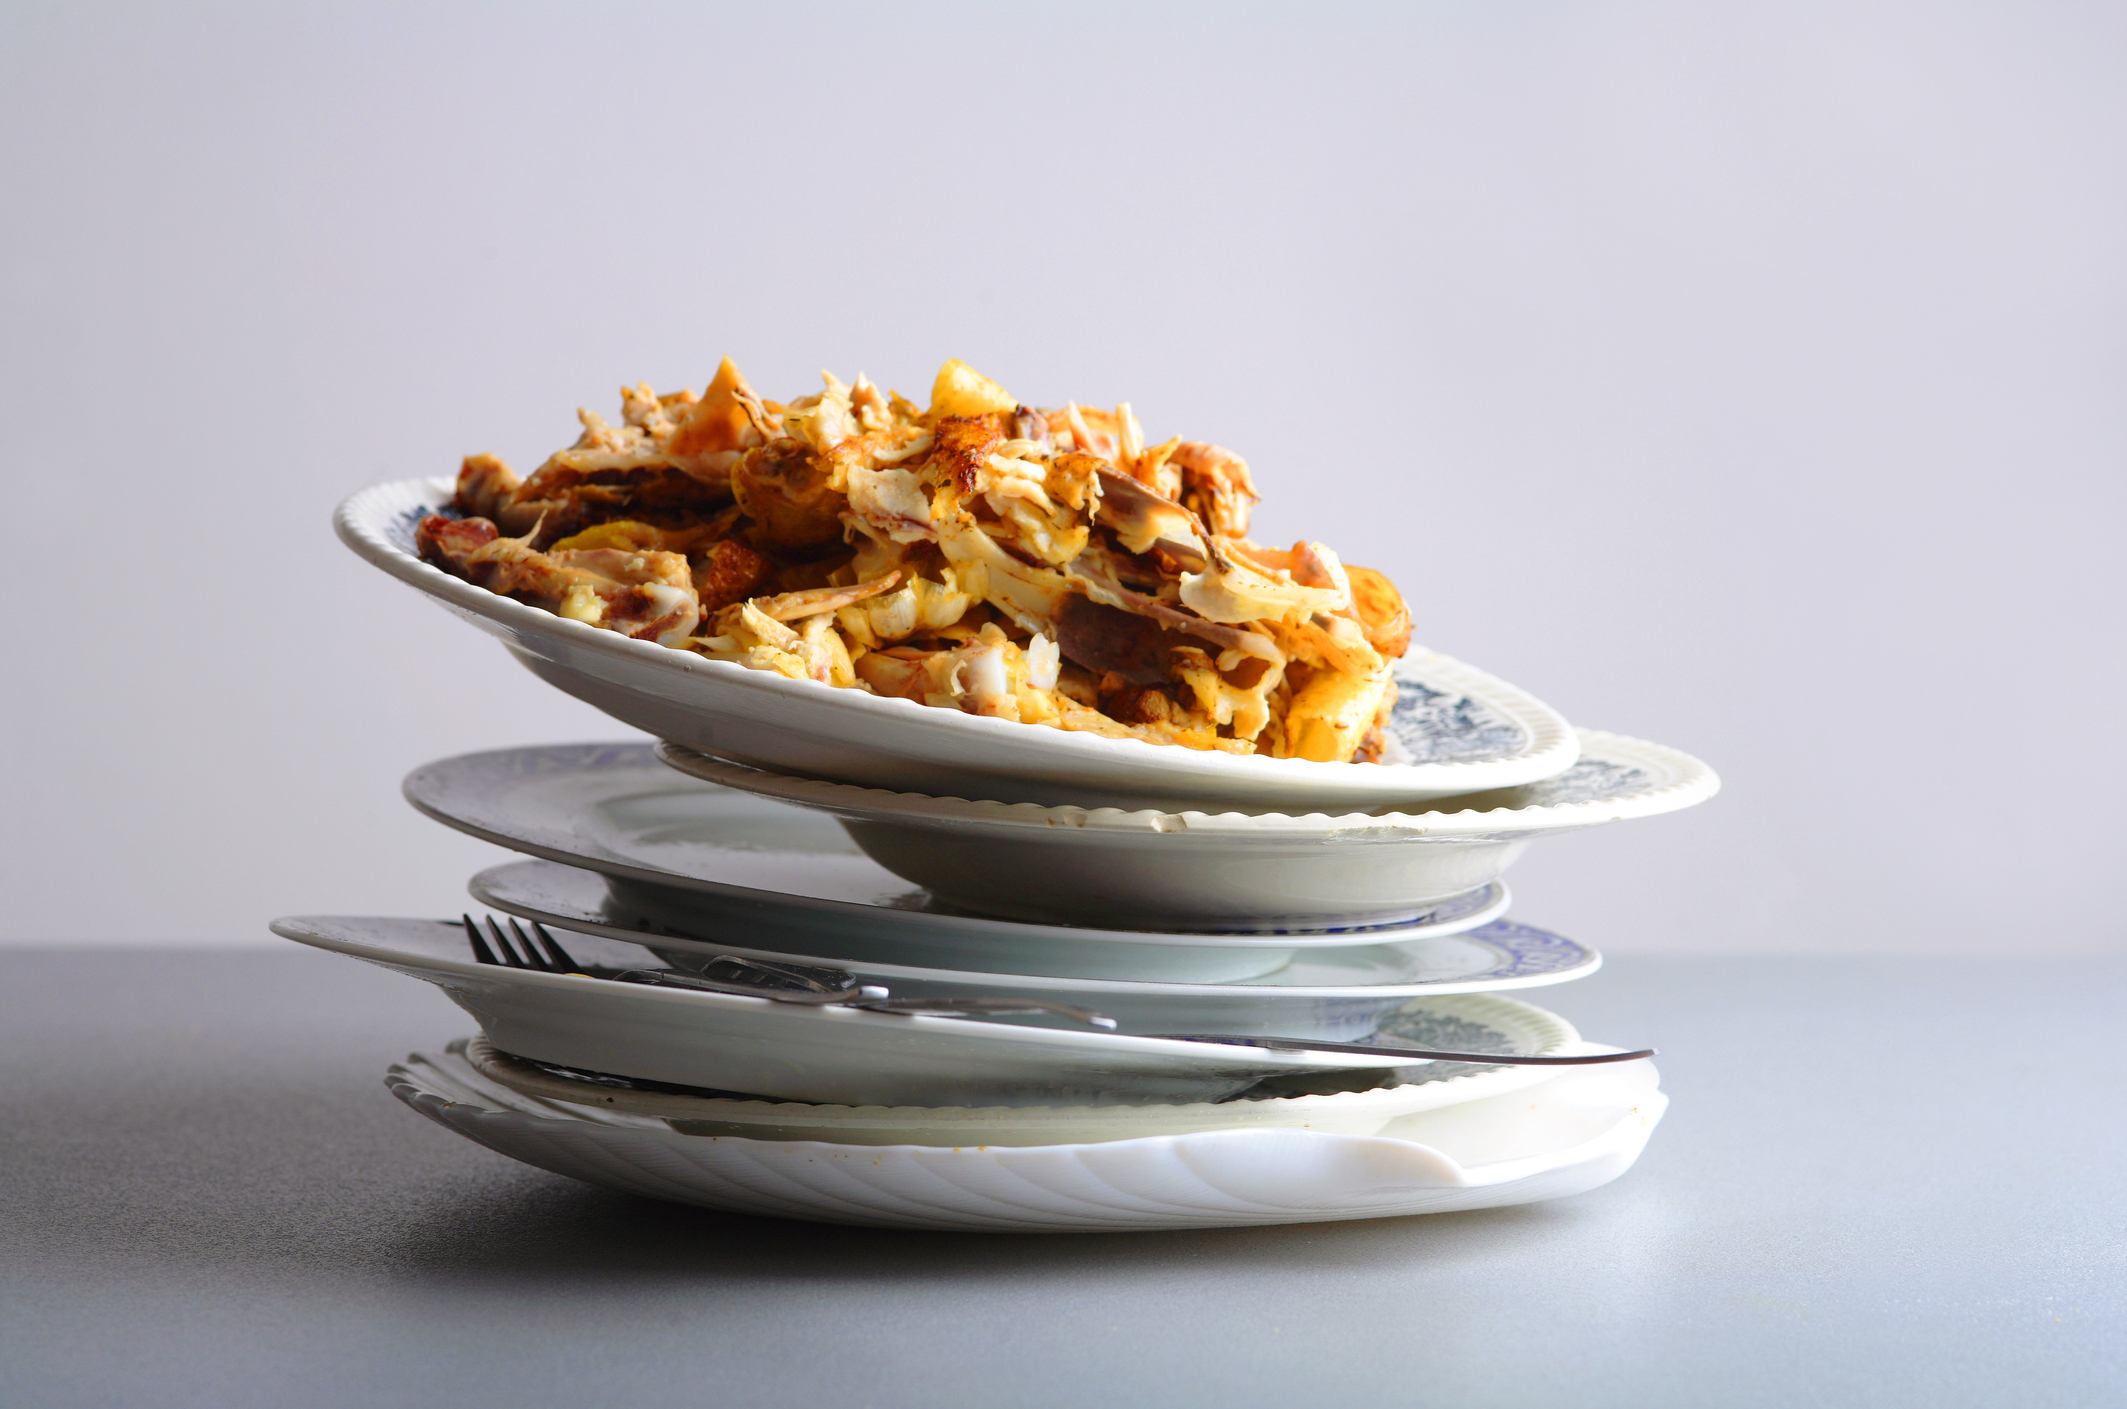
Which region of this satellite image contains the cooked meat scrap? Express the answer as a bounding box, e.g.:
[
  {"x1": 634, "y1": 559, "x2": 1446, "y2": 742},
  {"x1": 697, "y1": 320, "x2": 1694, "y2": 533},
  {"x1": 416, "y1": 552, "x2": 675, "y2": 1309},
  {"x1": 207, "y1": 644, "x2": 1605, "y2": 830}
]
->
[
  {"x1": 1055, "y1": 593, "x2": 1189, "y2": 687},
  {"x1": 456, "y1": 454, "x2": 521, "y2": 519},
  {"x1": 693, "y1": 540, "x2": 774, "y2": 611},
  {"x1": 1171, "y1": 442, "x2": 1259, "y2": 539},
  {"x1": 749, "y1": 572, "x2": 903, "y2": 623},
  {"x1": 730, "y1": 441, "x2": 845, "y2": 549},
  {"x1": 416, "y1": 513, "x2": 498, "y2": 560},
  {"x1": 416, "y1": 515, "x2": 700, "y2": 646}
]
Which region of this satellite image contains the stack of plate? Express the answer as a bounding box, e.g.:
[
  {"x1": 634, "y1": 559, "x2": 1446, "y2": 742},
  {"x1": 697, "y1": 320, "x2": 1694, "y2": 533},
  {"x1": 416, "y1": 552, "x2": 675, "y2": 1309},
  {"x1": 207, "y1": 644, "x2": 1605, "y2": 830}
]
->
[{"x1": 278, "y1": 480, "x2": 1719, "y2": 1232}]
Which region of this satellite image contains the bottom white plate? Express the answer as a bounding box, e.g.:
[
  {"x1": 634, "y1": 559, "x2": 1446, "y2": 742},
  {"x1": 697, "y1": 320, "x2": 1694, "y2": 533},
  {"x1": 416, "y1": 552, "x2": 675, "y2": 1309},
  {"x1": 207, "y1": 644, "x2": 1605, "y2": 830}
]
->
[{"x1": 387, "y1": 1043, "x2": 1667, "y2": 1232}]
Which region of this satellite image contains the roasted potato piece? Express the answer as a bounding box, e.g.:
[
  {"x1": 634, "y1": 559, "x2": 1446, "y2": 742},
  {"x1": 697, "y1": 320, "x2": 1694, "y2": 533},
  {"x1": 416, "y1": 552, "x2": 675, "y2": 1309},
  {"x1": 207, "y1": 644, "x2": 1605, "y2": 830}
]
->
[
  {"x1": 669, "y1": 357, "x2": 770, "y2": 457},
  {"x1": 932, "y1": 415, "x2": 1006, "y2": 495},
  {"x1": 1282, "y1": 666, "x2": 1394, "y2": 764},
  {"x1": 929, "y1": 359, "x2": 1017, "y2": 419}
]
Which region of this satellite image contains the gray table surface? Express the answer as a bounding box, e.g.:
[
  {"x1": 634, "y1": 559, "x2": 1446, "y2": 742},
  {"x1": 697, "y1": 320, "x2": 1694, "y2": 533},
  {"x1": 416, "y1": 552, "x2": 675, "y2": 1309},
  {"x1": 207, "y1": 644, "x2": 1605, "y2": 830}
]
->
[{"x1": 2, "y1": 947, "x2": 2120, "y2": 1408}]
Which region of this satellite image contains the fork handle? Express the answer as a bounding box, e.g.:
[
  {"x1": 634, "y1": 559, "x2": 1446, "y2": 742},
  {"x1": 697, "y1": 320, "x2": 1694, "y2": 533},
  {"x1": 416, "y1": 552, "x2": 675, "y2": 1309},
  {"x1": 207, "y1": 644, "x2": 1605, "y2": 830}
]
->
[{"x1": 1150, "y1": 1036, "x2": 1657, "y2": 1066}]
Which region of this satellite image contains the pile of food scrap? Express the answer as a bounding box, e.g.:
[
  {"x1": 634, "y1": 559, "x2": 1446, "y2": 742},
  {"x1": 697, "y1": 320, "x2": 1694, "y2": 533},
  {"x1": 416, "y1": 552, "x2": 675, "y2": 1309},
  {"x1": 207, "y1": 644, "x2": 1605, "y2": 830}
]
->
[{"x1": 416, "y1": 359, "x2": 1412, "y2": 763}]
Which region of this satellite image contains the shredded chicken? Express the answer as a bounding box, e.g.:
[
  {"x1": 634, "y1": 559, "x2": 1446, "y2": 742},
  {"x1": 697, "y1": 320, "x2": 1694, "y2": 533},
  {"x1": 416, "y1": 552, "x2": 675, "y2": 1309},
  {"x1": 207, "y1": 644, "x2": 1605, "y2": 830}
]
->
[{"x1": 415, "y1": 358, "x2": 1413, "y2": 762}]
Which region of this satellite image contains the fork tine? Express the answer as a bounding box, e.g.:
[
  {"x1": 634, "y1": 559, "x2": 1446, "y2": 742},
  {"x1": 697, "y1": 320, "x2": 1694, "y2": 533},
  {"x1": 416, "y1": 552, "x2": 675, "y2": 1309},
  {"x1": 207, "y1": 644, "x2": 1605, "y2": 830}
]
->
[
  {"x1": 527, "y1": 920, "x2": 579, "y2": 972},
  {"x1": 462, "y1": 914, "x2": 500, "y2": 966},
  {"x1": 504, "y1": 917, "x2": 549, "y2": 971},
  {"x1": 483, "y1": 915, "x2": 528, "y2": 968}
]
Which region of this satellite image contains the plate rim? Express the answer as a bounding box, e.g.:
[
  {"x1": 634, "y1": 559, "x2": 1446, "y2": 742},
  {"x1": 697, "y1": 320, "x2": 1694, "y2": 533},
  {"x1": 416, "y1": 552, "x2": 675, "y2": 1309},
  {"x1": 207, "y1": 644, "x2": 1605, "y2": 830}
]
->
[
  {"x1": 455, "y1": 1032, "x2": 1614, "y2": 1129},
  {"x1": 657, "y1": 727, "x2": 1721, "y2": 836}
]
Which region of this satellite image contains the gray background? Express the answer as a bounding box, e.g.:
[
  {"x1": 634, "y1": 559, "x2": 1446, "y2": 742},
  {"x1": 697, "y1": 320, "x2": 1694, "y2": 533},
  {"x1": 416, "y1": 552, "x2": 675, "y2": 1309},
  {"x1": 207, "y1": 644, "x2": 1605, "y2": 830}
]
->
[
  {"x1": 2, "y1": 0, "x2": 2121, "y2": 954},
  {"x1": 7, "y1": 949, "x2": 2122, "y2": 1409}
]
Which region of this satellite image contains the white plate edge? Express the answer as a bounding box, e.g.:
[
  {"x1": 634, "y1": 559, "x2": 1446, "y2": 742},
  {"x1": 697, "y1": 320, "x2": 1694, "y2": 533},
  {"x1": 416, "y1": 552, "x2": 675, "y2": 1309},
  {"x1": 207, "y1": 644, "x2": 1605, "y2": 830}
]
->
[{"x1": 658, "y1": 727, "x2": 1720, "y2": 835}]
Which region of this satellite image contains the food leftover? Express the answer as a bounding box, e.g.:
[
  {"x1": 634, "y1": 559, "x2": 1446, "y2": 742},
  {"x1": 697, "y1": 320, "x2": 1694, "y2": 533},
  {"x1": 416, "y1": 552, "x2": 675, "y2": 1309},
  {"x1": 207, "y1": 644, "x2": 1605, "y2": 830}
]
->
[{"x1": 416, "y1": 359, "x2": 1412, "y2": 763}]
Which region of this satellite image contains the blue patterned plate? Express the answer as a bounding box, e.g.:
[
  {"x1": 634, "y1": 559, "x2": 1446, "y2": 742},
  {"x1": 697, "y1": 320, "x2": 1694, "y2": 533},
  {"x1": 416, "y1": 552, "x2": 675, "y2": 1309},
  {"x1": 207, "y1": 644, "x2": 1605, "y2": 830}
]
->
[
  {"x1": 341, "y1": 476, "x2": 1579, "y2": 812},
  {"x1": 406, "y1": 743, "x2": 1525, "y2": 983},
  {"x1": 470, "y1": 858, "x2": 1598, "y2": 1041}
]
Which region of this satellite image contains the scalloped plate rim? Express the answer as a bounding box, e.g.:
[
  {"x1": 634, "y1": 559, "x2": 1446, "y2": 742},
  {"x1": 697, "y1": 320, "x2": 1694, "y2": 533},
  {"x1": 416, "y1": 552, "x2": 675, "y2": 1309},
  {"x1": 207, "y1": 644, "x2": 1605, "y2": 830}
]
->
[
  {"x1": 383, "y1": 1044, "x2": 1667, "y2": 1230},
  {"x1": 658, "y1": 726, "x2": 1720, "y2": 836}
]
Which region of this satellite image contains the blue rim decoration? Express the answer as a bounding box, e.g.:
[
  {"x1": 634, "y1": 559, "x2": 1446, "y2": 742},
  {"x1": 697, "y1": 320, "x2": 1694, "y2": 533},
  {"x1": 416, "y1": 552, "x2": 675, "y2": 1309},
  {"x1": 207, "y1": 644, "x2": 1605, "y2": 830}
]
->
[
  {"x1": 1460, "y1": 919, "x2": 1599, "y2": 979},
  {"x1": 1383, "y1": 677, "x2": 1529, "y2": 764},
  {"x1": 1508, "y1": 758, "x2": 1650, "y2": 807}
]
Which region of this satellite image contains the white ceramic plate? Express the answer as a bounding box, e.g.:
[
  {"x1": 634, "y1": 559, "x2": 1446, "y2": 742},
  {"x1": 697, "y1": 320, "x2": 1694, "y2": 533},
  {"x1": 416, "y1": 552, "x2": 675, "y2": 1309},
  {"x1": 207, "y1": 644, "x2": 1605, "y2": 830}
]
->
[
  {"x1": 340, "y1": 476, "x2": 1578, "y2": 812},
  {"x1": 388, "y1": 1041, "x2": 1667, "y2": 1231},
  {"x1": 658, "y1": 729, "x2": 1720, "y2": 932},
  {"x1": 458, "y1": 1034, "x2": 1647, "y2": 1146},
  {"x1": 407, "y1": 744, "x2": 1514, "y2": 982},
  {"x1": 472, "y1": 859, "x2": 1600, "y2": 1040},
  {"x1": 272, "y1": 915, "x2": 1578, "y2": 1106}
]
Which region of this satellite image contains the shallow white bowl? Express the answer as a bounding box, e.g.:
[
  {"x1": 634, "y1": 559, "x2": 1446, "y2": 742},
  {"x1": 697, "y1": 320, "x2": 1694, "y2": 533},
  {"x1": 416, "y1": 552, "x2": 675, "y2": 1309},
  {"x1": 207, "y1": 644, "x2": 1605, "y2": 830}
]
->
[
  {"x1": 471, "y1": 859, "x2": 1600, "y2": 1041},
  {"x1": 657, "y1": 729, "x2": 1719, "y2": 932},
  {"x1": 408, "y1": 743, "x2": 1515, "y2": 984},
  {"x1": 273, "y1": 915, "x2": 1579, "y2": 1106},
  {"x1": 389, "y1": 1042, "x2": 1667, "y2": 1231},
  {"x1": 340, "y1": 476, "x2": 1577, "y2": 812}
]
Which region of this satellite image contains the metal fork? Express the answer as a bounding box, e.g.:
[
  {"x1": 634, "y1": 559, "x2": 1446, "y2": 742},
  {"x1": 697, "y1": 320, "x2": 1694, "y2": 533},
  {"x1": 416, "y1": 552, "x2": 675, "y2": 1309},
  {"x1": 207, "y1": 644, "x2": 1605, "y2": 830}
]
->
[
  {"x1": 459, "y1": 916, "x2": 1648, "y2": 1061},
  {"x1": 463, "y1": 917, "x2": 1651, "y2": 1064},
  {"x1": 460, "y1": 914, "x2": 1119, "y2": 1029},
  {"x1": 465, "y1": 912, "x2": 584, "y2": 973}
]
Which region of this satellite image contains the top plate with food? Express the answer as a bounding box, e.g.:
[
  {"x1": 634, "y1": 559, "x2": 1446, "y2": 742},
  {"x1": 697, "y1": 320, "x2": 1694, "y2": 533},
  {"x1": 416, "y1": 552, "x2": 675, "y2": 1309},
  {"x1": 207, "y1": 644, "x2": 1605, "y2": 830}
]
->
[{"x1": 337, "y1": 358, "x2": 1575, "y2": 810}]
